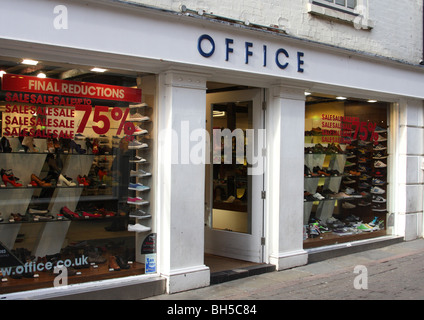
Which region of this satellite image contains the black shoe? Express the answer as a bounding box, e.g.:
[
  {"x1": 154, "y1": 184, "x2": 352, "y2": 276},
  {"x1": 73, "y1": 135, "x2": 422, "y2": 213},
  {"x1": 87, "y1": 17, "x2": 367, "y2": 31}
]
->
[{"x1": 115, "y1": 255, "x2": 131, "y2": 269}]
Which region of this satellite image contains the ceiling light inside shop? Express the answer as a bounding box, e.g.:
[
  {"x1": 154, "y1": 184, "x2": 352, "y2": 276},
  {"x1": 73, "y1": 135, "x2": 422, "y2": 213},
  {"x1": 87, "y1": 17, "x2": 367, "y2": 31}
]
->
[
  {"x1": 91, "y1": 67, "x2": 107, "y2": 72},
  {"x1": 21, "y1": 59, "x2": 39, "y2": 65},
  {"x1": 305, "y1": 92, "x2": 311, "y2": 96},
  {"x1": 37, "y1": 72, "x2": 46, "y2": 78},
  {"x1": 368, "y1": 99, "x2": 378, "y2": 103},
  {"x1": 213, "y1": 111, "x2": 226, "y2": 117},
  {"x1": 336, "y1": 96, "x2": 347, "y2": 100}
]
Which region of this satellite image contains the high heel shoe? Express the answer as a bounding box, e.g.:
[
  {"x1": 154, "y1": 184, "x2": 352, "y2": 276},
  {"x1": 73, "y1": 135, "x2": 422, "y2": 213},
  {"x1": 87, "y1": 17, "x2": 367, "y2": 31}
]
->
[
  {"x1": 69, "y1": 140, "x2": 86, "y2": 154},
  {"x1": 31, "y1": 174, "x2": 52, "y2": 187},
  {"x1": 58, "y1": 174, "x2": 76, "y2": 186},
  {"x1": 60, "y1": 206, "x2": 82, "y2": 220},
  {"x1": 85, "y1": 138, "x2": 93, "y2": 153},
  {"x1": 1, "y1": 169, "x2": 22, "y2": 187},
  {"x1": 77, "y1": 175, "x2": 89, "y2": 186}
]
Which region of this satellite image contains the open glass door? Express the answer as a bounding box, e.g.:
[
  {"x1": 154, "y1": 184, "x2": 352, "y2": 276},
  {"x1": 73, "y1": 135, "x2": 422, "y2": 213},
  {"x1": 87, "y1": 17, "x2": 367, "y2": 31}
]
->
[{"x1": 205, "y1": 89, "x2": 265, "y2": 263}]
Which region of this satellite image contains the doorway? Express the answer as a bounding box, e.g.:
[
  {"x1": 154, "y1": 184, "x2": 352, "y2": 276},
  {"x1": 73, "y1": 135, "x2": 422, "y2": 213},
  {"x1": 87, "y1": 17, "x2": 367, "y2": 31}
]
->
[{"x1": 204, "y1": 87, "x2": 265, "y2": 265}]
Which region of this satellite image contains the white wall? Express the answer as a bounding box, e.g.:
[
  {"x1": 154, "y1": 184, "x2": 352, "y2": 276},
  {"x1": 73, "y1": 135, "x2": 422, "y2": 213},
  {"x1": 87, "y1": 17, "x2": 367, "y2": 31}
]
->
[{"x1": 126, "y1": 0, "x2": 424, "y2": 65}]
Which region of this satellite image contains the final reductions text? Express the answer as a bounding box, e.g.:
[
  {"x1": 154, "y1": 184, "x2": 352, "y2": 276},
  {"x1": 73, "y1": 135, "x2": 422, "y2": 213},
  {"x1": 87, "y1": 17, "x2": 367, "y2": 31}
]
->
[{"x1": 1, "y1": 74, "x2": 141, "y2": 139}]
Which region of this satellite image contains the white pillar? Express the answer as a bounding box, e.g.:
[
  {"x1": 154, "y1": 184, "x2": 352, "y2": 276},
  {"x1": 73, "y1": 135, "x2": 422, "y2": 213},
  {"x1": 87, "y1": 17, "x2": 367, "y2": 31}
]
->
[
  {"x1": 156, "y1": 70, "x2": 210, "y2": 293},
  {"x1": 394, "y1": 98, "x2": 424, "y2": 240},
  {"x1": 266, "y1": 85, "x2": 308, "y2": 270}
]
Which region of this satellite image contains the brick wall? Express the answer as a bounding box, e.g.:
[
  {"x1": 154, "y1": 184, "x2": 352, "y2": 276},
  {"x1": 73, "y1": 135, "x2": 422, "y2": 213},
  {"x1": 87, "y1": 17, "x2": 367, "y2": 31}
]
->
[{"x1": 125, "y1": 0, "x2": 424, "y2": 65}]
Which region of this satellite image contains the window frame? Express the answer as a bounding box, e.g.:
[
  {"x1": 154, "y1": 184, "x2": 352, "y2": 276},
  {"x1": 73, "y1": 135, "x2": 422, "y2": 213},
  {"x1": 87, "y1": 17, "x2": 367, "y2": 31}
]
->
[
  {"x1": 312, "y1": 0, "x2": 358, "y2": 15},
  {"x1": 307, "y1": 0, "x2": 374, "y2": 30}
]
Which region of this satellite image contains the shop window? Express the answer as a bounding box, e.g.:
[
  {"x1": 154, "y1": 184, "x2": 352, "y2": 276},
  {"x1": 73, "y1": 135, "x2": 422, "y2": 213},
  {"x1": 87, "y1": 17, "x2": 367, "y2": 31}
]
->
[
  {"x1": 303, "y1": 94, "x2": 390, "y2": 249},
  {"x1": 0, "y1": 57, "x2": 156, "y2": 294}
]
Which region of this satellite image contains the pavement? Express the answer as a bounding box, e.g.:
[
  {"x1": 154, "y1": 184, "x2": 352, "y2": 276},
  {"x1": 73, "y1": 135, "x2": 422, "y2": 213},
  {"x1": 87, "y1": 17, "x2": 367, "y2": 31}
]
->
[{"x1": 145, "y1": 238, "x2": 424, "y2": 300}]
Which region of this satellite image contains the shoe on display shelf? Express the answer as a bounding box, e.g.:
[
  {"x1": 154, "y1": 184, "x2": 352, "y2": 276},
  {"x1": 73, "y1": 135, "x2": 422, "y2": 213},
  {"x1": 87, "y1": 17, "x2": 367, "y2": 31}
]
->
[
  {"x1": 372, "y1": 178, "x2": 386, "y2": 186},
  {"x1": 372, "y1": 195, "x2": 387, "y2": 203},
  {"x1": 128, "y1": 140, "x2": 148, "y2": 149},
  {"x1": 58, "y1": 174, "x2": 76, "y2": 187},
  {"x1": 348, "y1": 170, "x2": 361, "y2": 176},
  {"x1": 308, "y1": 223, "x2": 321, "y2": 238},
  {"x1": 128, "y1": 183, "x2": 150, "y2": 191},
  {"x1": 345, "y1": 160, "x2": 356, "y2": 167},
  {"x1": 370, "y1": 186, "x2": 385, "y2": 194},
  {"x1": 373, "y1": 152, "x2": 387, "y2": 160},
  {"x1": 77, "y1": 175, "x2": 90, "y2": 186},
  {"x1": 374, "y1": 160, "x2": 387, "y2": 168},
  {"x1": 1, "y1": 169, "x2": 23, "y2": 187},
  {"x1": 360, "y1": 191, "x2": 371, "y2": 198},
  {"x1": 133, "y1": 126, "x2": 148, "y2": 136},
  {"x1": 312, "y1": 192, "x2": 325, "y2": 201},
  {"x1": 343, "y1": 177, "x2": 356, "y2": 185},
  {"x1": 372, "y1": 204, "x2": 387, "y2": 212},
  {"x1": 128, "y1": 223, "x2": 151, "y2": 233},
  {"x1": 344, "y1": 187, "x2": 362, "y2": 198},
  {"x1": 373, "y1": 144, "x2": 387, "y2": 151},
  {"x1": 129, "y1": 102, "x2": 149, "y2": 109},
  {"x1": 368, "y1": 216, "x2": 381, "y2": 227},
  {"x1": 115, "y1": 256, "x2": 131, "y2": 270},
  {"x1": 129, "y1": 155, "x2": 147, "y2": 163},
  {"x1": 60, "y1": 206, "x2": 82, "y2": 220},
  {"x1": 108, "y1": 256, "x2": 121, "y2": 271},
  {"x1": 304, "y1": 191, "x2": 315, "y2": 202},
  {"x1": 345, "y1": 214, "x2": 361, "y2": 222},
  {"x1": 342, "y1": 202, "x2": 356, "y2": 209},
  {"x1": 359, "y1": 174, "x2": 371, "y2": 181},
  {"x1": 326, "y1": 217, "x2": 345, "y2": 228},
  {"x1": 127, "y1": 197, "x2": 149, "y2": 205},
  {"x1": 129, "y1": 209, "x2": 151, "y2": 219},
  {"x1": 374, "y1": 126, "x2": 387, "y2": 133},
  {"x1": 377, "y1": 134, "x2": 387, "y2": 142},
  {"x1": 30, "y1": 174, "x2": 52, "y2": 187},
  {"x1": 28, "y1": 208, "x2": 49, "y2": 215},
  {"x1": 358, "y1": 182, "x2": 371, "y2": 189},
  {"x1": 358, "y1": 165, "x2": 370, "y2": 172},
  {"x1": 358, "y1": 140, "x2": 372, "y2": 146},
  {"x1": 358, "y1": 157, "x2": 369, "y2": 163},
  {"x1": 130, "y1": 169, "x2": 152, "y2": 177},
  {"x1": 356, "y1": 223, "x2": 374, "y2": 232},
  {"x1": 332, "y1": 192, "x2": 351, "y2": 199},
  {"x1": 128, "y1": 113, "x2": 150, "y2": 122},
  {"x1": 358, "y1": 200, "x2": 371, "y2": 207}
]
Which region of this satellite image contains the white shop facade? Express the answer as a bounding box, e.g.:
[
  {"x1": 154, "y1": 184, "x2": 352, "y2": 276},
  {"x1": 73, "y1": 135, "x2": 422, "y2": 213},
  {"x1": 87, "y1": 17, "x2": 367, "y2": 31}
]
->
[{"x1": 0, "y1": 0, "x2": 423, "y2": 299}]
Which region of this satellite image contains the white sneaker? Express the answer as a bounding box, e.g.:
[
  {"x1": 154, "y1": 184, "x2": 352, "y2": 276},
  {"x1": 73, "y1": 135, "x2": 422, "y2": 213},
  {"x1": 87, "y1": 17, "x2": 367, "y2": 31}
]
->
[
  {"x1": 128, "y1": 113, "x2": 150, "y2": 122},
  {"x1": 130, "y1": 169, "x2": 152, "y2": 177},
  {"x1": 374, "y1": 160, "x2": 387, "y2": 168},
  {"x1": 370, "y1": 186, "x2": 385, "y2": 194},
  {"x1": 313, "y1": 193, "x2": 325, "y2": 200},
  {"x1": 128, "y1": 223, "x2": 151, "y2": 233},
  {"x1": 133, "y1": 126, "x2": 148, "y2": 136},
  {"x1": 128, "y1": 140, "x2": 148, "y2": 149},
  {"x1": 129, "y1": 156, "x2": 147, "y2": 163}
]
